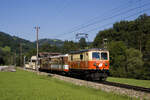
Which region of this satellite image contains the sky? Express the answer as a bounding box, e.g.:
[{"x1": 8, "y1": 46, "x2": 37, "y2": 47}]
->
[{"x1": 0, "y1": 0, "x2": 150, "y2": 42}]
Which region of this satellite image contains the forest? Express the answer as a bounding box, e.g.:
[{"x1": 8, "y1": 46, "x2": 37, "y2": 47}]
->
[
  {"x1": 93, "y1": 14, "x2": 150, "y2": 79},
  {"x1": 0, "y1": 14, "x2": 150, "y2": 80}
]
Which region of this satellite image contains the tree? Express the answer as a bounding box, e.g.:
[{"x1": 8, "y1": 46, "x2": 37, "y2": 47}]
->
[
  {"x1": 1, "y1": 46, "x2": 11, "y2": 52},
  {"x1": 108, "y1": 41, "x2": 127, "y2": 77},
  {"x1": 62, "y1": 41, "x2": 78, "y2": 54},
  {"x1": 92, "y1": 14, "x2": 150, "y2": 79},
  {"x1": 0, "y1": 48, "x2": 5, "y2": 65},
  {"x1": 40, "y1": 43, "x2": 52, "y2": 52},
  {"x1": 125, "y1": 48, "x2": 143, "y2": 79},
  {"x1": 145, "y1": 39, "x2": 150, "y2": 56},
  {"x1": 79, "y1": 38, "x2": 87, "y2": 49}
]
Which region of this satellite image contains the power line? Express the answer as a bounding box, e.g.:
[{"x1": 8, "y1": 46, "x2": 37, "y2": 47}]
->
[
  {"x1": 53, "y1": 0, "x2": 134, "y2": 37},
  {"x1": 85, "y1": 7, "x2": 150, "y2": 33},
  {"x1": 67, "y1": 1, "x2": 150, "y2": 34},
  {"x1": 66, "y1": 0, "x2": 134, "y2": 31},
  {"x1": 54, "y1": 0, "x2": 70, "y2": 18},
  {"x1": 53, "y1": 0, "x2": 150, "y2": 39},
  {"x1": 66, "y1": 7, "x2": 150, "y2": 41}
]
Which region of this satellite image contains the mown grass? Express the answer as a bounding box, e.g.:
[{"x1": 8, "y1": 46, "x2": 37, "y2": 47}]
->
[
  {"x1": 107, "y1": 77, "x2": 150, "y2": 88},
  {"x1": 0, "y1": 69, "x2": 136, "y2": 100}
]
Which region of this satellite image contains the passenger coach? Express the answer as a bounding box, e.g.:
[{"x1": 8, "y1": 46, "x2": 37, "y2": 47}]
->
[{"x1": 39, "y1": 54, "x2": 69, "y2": 73}]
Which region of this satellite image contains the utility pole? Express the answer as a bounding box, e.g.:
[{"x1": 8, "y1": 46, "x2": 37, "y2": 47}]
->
[
  {"x1": 103, "y1": 38, "x2": 108, "y2": 49},
  {"x1": 34, "y1": 26, "x2": 40, "y2": 71},
  {"x1": 20, "y1": 43, "x2": 22, "y2": 66},
  {"x1": 24, "y1": 56, "x2": 26, "y2": 69},
  {"x1": 14, "y1": 51, "x2": 16, "y2": 66}
]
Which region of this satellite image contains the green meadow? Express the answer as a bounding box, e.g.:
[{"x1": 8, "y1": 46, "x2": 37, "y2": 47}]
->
[{"x1": 0, "y1": 69, "x2": 136, "y2": 100}]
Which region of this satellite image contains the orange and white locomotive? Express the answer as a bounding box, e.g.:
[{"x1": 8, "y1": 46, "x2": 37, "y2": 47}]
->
[
  {"x1": 68, "y1": 48, "x2": 109, "y2": 80},
  {"x1": 39, "y1": 48, "x2": 109, "y2": 81}
]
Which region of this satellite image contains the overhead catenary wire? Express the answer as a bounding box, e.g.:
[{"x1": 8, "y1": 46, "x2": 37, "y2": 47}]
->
[
  {"x1": 66, "y1": 1, "x2": 150, "y2": 34},
  {"x1": 52, "y1": 0, "x2": 135, "y2": 38},
  {"x1": 64, "y1": 0, "x2": 141, "y2": 32},
  {"x1": 84, "y1": 7, "x2": 150, "y2": 34},
  {"x1": 65, "y1": 7, "x2": 150, "y2": 41},
  {"x1": 53, "y1": 0, "x2": 150, "y2": 39},
  {"x1": 54, "y1": 0, "x2": 70, "y2": 18},
  {"x1": 66, "y1": 0, "x2": 133, "y2": 32}
]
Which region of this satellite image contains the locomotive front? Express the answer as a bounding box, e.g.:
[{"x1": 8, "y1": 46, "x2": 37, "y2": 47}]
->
[
  {"x1": 68, "y1": 48, "x2": 109, "y2": 81},
  {"x1": 89, "y1": 50, "x2": 109, "y2": 70}
]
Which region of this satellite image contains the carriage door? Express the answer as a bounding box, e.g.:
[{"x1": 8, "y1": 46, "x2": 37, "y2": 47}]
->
[{"x1": 85, "y1": 52, "x2": 89, "y2": 68}]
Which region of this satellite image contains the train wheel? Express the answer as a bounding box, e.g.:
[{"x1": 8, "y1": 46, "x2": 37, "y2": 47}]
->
[
  {"x1": 99, "y1": 76, "x2": 107, "y2": 81},
  {"x1": 86, "y1": 74, "x2": 92, "y2": 81}
]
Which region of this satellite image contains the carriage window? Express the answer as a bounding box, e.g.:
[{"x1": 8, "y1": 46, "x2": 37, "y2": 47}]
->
[
  {"x1": 80, "y1": 54, "x2": 83, "y2": 60},
  {"x1": 32, "y1": 60, "x2": 36, "y2": 62},
  {"x1": 101, "y1": 52, "x2": 108, "y2": 60},
  {"x1": 92, "y1": 52, "x2": 100, "y2": 60},
  {"x1": 71, "y1": 55, "x2": 73, "y2": 61}
]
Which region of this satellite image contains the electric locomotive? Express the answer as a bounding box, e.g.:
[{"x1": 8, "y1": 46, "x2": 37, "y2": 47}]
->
[
  {"x1": 39, "y1": 48, "x2": 109, "y2": 81},
  {"x1": 68, "y1": 48, "x2": 109, "y2": 81}
]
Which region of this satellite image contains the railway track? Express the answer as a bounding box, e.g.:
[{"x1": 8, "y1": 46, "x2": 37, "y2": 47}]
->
[
  {"x1": 22, "y1": 68, "x2": 150, "y2": 99},
  {"x1": 67, "y1": 74, "x2": 150, "y2": 93},
  {"x1": 24, "y1": 68, "x2": 150, "y2": 93},
  {"x1": 100, "y1": 81, "x2": 150, "y2": 93}
]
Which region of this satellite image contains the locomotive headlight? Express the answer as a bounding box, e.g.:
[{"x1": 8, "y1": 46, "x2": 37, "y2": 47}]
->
[
  {"x1": 105, "y1": 63, "x2": 108, "y2": 66},
  {"x1": 99, "y1": 63, "x2": 103, "y2": 67}
]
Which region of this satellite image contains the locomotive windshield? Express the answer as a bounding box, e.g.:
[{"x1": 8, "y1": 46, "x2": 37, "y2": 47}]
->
[
  {"x1": 92, "y1": 52, "x2": 100, "y2": 60},
  {"x1": 92, "y1": 52, "x2": 108, "y2": 60},
  {"x1": 101, "y1": 52, "x2": 108, "y2": 60}
]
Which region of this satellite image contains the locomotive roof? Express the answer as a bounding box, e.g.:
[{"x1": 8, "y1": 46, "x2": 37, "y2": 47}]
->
[
  {"x1": 69, "y1": 48, "x2": 108, "y2": 54},
  {"x1": 50, "y1": 54, "x2": 68, "y2": 58}
]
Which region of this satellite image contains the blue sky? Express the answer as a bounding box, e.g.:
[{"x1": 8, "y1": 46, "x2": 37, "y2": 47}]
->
[{"x1": 0, "y1": 0, "x2": 150, "y2": 42}]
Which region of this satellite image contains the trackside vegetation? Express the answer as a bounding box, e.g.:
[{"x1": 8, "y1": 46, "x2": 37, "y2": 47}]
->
[
  {"x1": 93, "y1": 14, "x2": 150, "y2": 80},
  {"x1": 0, "y1": 69, "x2": 136, "y2": 100}
]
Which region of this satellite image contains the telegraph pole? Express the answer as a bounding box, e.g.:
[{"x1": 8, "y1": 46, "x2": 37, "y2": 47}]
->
[
  {"x1": 103, "y1": 38, "x2": 108, "y2": 49},
  {"x1": 20, "y1": 43, "x2": 22, "y2": 66},
  {"x1": 14, "y1": 51, "x2": 16, "y2": 66},
  {"x1": 34, "y1": 26, "x2": 40, "y2": 71},
  {"x1": 24, "y1": 56, "x2": 26, "y2": 69}
]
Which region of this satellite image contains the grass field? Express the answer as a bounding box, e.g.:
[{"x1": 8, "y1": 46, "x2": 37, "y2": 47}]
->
[
  {"x1": 107, "y1": 77, "x2": 150, "y2": 88},
  {"x1": 0, "y1": 69, "x2": 136, "y2": 100}
]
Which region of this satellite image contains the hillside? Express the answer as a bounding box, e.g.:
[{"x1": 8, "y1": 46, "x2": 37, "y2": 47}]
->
[
  {"x1": 0, "y1": 31, "x2": 66, "y2": 65},
  {"x1": 34, "y1": 38, "x2": 64, "y2": 47},
  {"x1": 0, "y1": 31, "x2": 35, "y2": 53}
]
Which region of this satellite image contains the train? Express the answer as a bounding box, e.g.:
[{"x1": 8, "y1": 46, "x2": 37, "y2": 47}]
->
[{"x1": 39, "y1": 48, "x2": 110, "y2": 81}]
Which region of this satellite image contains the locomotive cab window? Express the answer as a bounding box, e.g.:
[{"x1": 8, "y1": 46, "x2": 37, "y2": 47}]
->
[
  {"x1": 71, "y1": 55, "x2": 73, "y2": 61},
  {"x1": 80, "y1": 54, "x2": 83, "y2": 60},
  {"x1": 92, "y1": 52, "x2": 100, "y2": 60},
  {"x1": 101, "y1": 52, "x2": 108, "y2": 60}
]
